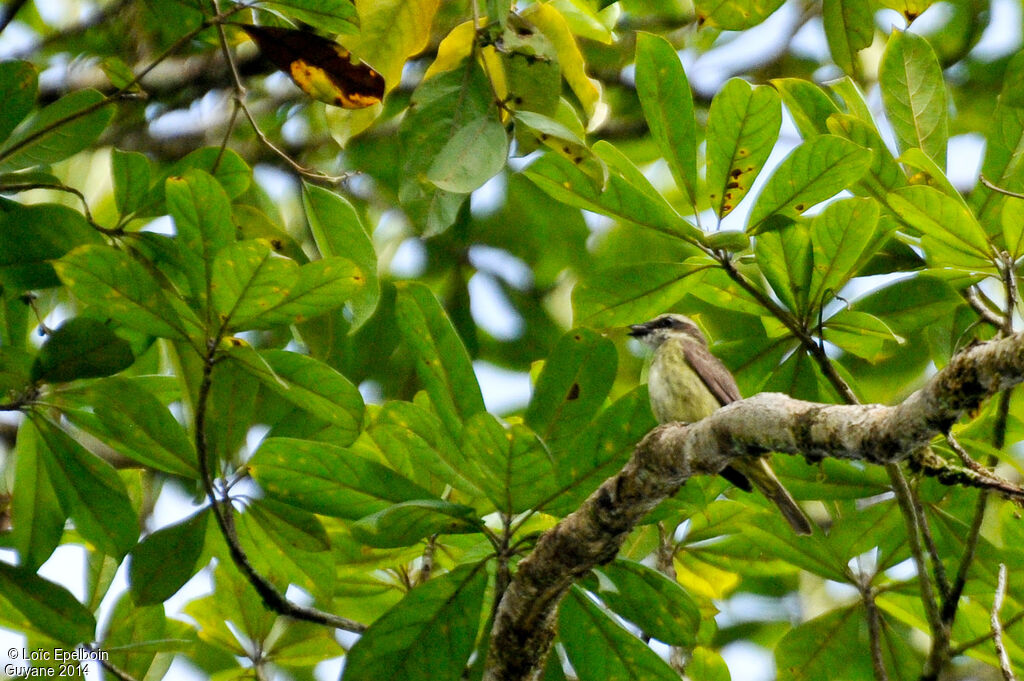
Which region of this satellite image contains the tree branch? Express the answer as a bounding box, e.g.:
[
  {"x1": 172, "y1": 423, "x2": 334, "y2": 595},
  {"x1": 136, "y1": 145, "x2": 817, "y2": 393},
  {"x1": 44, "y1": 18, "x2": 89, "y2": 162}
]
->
[
  {"x1": 484, "y1": 331, "x2": 1024, "y2": 681},
  {"x1": 992, "y1": 564, "x2": 1018, "y2": 681}
]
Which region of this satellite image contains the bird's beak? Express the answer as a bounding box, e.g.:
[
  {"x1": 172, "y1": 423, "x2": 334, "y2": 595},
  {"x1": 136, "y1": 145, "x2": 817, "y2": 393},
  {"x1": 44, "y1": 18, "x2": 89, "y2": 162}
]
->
[{"x1": 628, "y1": 324, "x2": 648, "y2": 338}]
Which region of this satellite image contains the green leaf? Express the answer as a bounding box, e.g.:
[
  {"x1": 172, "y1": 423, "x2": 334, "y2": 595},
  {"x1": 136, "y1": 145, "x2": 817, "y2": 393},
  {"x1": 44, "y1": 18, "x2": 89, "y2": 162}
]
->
[
  {"x1": 829, "y1": 76, "x2": 875, "y2": 124},
  {"x1": 254, "y1": 498, "x2": 329, "y2": 553},
  {"x1": 687, "y1": 648, "x2": 731, "y2": 681},
  {"x1": 771, "y1": 78, "x2": 839, "y2": 138},
  {"x1": 99, "y1": 56, "x2": 139, "y2": 90},
  {"x1": 0, "y1": 562, "x2": 96, "y2": 645},
  {"x1": 426, "y1": 114, "x2": 509, "y2": 193},
  {"x1": 635, "y1": 32, "x2": 698, "y2": 211},
  {"x1": 460, "y1": 412, "x2": 557, "y2": 513},
  {"x1": 302, "y1": 183, "x2": 380, "y2": 330},
  {"x1": 887, "y1": 185, "x2": 994, "y2": 269},
  {"x1": 514, "y1": 110, "x2": 600, "y2": 177},
  {"x1": 822, "y1": 0, "x2": 873, "y2": 75},
  {"x1": 741, "y1": 519, "x2": 851, "y2": 582},
  {"x1": 368, "y1": 401, "x2": 485, "y2": 498},
  {"x1": 211, "y1": 239, "x2": 296, "y2": 329},
  {"x1": 545, "y1": 386, "x2": 657, "y2": 515},
  {"x1": 748, "y1": 135, "x2": 872, "y2": 232},
  {"x1": 559, "y1": 585, "x2": 679, "y2": 681},
  {"x1": 55, "y1": 244, "x2": 202, "y2": 340},
  {"x1": 351, "y1": 499, "x2": 482, "y2": 548},
  {"x1": 237, "y1": 500, "x2": 333, "y2": 597},
  {"x1": 33, "y1": 415, "x2": 139, "y2": 559},
  {"x1": 399, "y1": 59, "x2": 491, "y2": 236},
  {"x1": 525, "y1": 328, "x2": 616, "y2": 453},
  {"x1": 249, "y1": 437, "x2": 436, "y2": 519},
  {"x1": 525, "y1": 152, "x2": 700, "y2": 241},
  {"x1": 706, "y1": 79, "x2": 781, "y2": 218},
  {"x1": 587, "y1": 560, "x2": 701, "y2": 646},
  {"x1": 703, "y1": 230, "x2": 751, "y2": 251},
  {"x1": 256, "y1": 257, "x2": 366, "y2": 327},
  {"x1": 695, "y1": 0, "x2": 785, "y2": 29},
  {"x1": 260, "y1": 0, "x2": 359, "y2": 33},
  {"x1": 31, "y1": 317, "x2": 133, "y2": 383},
  {"x1": 100, "y1": 594, "x2": 168, "y2": 681},
  {"x1": 344, "y1": 563, "x2": 487, "y2": 681},
  {"x1": 777, "y1": 605, "x2": 919, "y2": 680},
  {"x1": 1001, "y1": 197, "x2": 1024, "y2": 259},
  {"x1": 573, "y1": 262, "x2": 706, "y2": 327},
  {"x1": 499, "y1": 19, "x2": 561, "y2": 117},
  {"x1": 265, "y1": 620, "x2": 345, "y2": 666},
  {"x1": 136, "y1": 147, "x2": 252, "y2": 217},
  {"x1": 9, "y1": 419, "x2": 64, "y2": 571},
  {"x1": 974, "y1": 103, "x2": 1024, "y2": 230},
  {"x1": 826, "y1": 113, "x2": 907, "y2": 199},
  {"x1": 0, "y1": 202, "x2": 104, "y2": 290},
  {"x1": 808, "y1": 197, "x2": 881, "y2": 309},
  {"x1": 234, "y1": 204, "x2": 306, "y2": 263},
  {"x1": 66, "y1": 377, "x2": 197, "y2": 477},
  {"x1": 111, "y1": 149, "x2": 152, "y2": 217},
  {"x1": 359, "y1": 428, "x2": 465, "y2": 503},
  {"x1": 825, "y1": 309, "x2": 903, "y2": 361},
  {"x1": 395, "y1": 282, "x2": 484, "y2": 438},
  {"x1": 199, "y1": 350, "x2": 256, "y2": 462},
  {"x1": 234, "y1": 348, "x2": 364, "y2": 444},
  {"x1": 879, "y1": 30, "x2": 949, "y2": 168},
  {"x1": 898, "y1": 147, "x2": 962, "y2": 201},
  {"x1": 0, "y1": 61, "x2": 38, "y2": 144},
  {"x1": 0, "y1": 345, "x2": 31, "y2": 396},
  {"x1": 755, "y1": 219, "x2": 812, "y2": 315},
  {"x1": 0, "y1": 89, "x2": 114, "y2": 171},
  {"x1": 166, "y1": 168, "x2": 235, "y2": 299},
  {"x1": 129, "y1": 509, "x2": 209, "y2": 605},
  {"x1": 852, "y1": 274, "x2": 962, "y2": 336}
]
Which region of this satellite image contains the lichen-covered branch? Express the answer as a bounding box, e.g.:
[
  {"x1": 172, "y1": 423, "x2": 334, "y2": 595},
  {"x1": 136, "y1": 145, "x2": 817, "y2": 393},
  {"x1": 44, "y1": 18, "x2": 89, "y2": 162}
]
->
[{"x1": 484, "y1": 332, "x2": 1024, "y2": 681}]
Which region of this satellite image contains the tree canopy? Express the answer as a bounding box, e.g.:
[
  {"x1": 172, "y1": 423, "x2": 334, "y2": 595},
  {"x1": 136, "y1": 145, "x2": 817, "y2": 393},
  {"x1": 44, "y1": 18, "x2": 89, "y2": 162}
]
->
[{"x1": 1, "y1": 1, "x2": 1023, "y2": 680}]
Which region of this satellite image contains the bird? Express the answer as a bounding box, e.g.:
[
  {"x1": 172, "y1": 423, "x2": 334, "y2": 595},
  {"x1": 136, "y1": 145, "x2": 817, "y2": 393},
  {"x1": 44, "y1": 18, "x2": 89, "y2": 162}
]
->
[{"x1": 629, "y1": 313, "x2": 813, "y2": 535}]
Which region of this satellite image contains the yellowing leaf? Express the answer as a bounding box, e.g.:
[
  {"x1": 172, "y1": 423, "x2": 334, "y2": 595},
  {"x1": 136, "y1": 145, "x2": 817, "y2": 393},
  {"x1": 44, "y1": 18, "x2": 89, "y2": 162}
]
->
[
  {"x1": 240, "y1": 24, "x2": 384, "y2": 108},
  {"x1": 523, "y1": 3, "x2": 606, "y2": 127}
]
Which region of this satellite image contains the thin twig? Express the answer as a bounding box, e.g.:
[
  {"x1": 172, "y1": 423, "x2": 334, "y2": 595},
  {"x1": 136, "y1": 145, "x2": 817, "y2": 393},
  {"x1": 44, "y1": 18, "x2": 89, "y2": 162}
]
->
[
  {"x1": 194, "y1": 343, "x2": 365, "y2": 633},
  {"x1": 863, "y1": 587, "x2": 891, "y2": 681},
  {"x1": 655, "y1": 522, "x2": 686, "y2": 674},
  {"x1": 992, "y1": 564, "x2": 1017, "y2": 681},
  {"x1": 951, "y1": 609, "x2": 1024, "y2": 655},
  {"x1": 916, "y1": 489, "x2": 950, "y2": 601},
  {"x1": 888, "y1": 463, "x2": 948, "y2": 676},
  {"x1": 236, "y1": 100, "x2": 348, "y2": 182},
  {"x1": 94, "y1": 652, "x2": 139, "y2": 681},
  {"x1": 981, "y1": 174, "x2": 1024, "y2": 200},
  {"x1": 713, "y1": 251, "x2": 859, "y2": 402},
  {"x1": 945, "y1": 432, "x2": 990, "y2": 475},
  {"x1": 0, "y1": 182, "x2": 122, "y2": 235},
  {"x1": 963, "y1": 287, "x2": 1005, "y2": 330},
  {"x1": 208, "y1": 0, "x2": 348, "y2": 183}
]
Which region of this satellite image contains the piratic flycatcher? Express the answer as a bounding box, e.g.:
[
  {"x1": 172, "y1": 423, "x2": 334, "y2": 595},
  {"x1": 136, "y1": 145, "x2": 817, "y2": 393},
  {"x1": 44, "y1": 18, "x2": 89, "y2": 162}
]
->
[{"x1": 629, "y1": 313, "x2": 812, "y2": 535}]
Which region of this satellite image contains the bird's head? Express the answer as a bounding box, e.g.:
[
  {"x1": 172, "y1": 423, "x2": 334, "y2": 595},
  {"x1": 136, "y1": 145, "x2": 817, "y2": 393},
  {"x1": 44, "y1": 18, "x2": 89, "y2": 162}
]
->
[{"x1": 628, "y1": 314, "x2": 708, "y2": 350}]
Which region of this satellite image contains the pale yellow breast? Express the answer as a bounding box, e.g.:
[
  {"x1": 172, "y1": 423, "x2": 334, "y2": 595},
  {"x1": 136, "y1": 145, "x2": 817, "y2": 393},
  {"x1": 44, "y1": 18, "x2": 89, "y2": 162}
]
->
[{"x1": 648, "y1": 339, "x2": 722, "y2": 424}]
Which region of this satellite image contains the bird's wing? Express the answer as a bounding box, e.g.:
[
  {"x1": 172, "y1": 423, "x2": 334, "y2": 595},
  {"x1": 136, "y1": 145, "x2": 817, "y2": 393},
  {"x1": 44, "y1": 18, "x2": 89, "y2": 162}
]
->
[{"x1": 683, "y1": 342, "x2": 742, "y2": 405}]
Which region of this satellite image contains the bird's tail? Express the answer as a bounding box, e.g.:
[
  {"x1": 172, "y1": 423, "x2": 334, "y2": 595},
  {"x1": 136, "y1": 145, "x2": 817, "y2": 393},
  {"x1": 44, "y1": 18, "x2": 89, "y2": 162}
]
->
[{"x1": 736, "y1": 457, "x2": 813, "y2": 535}]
